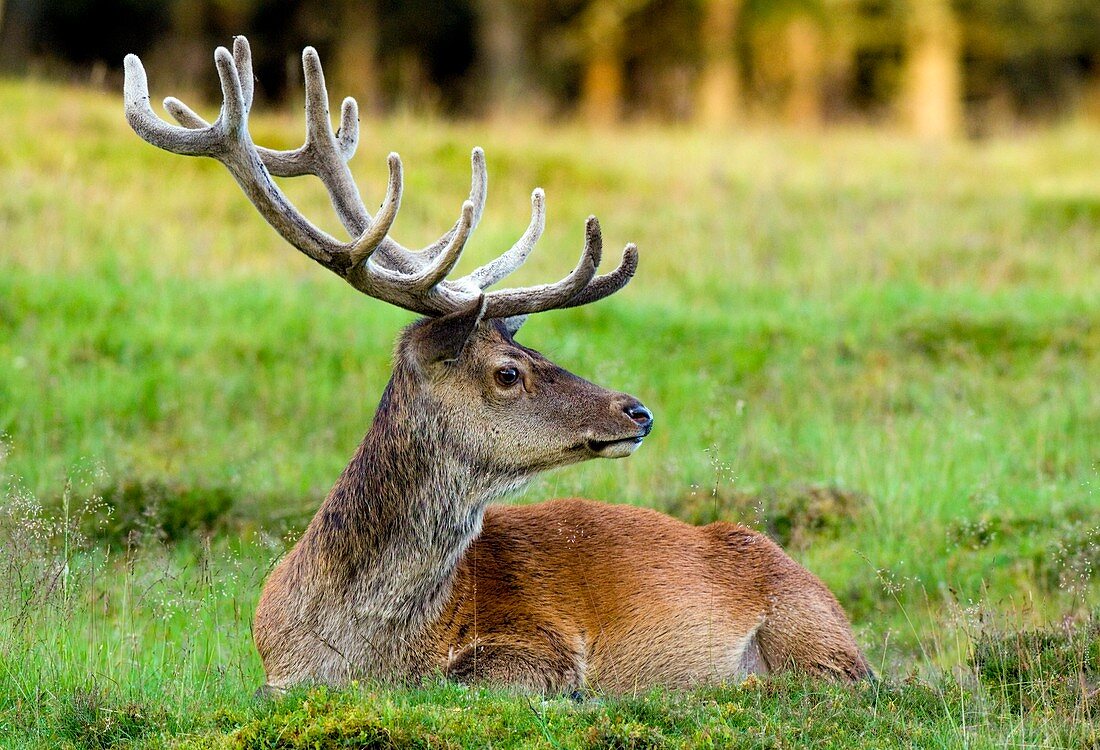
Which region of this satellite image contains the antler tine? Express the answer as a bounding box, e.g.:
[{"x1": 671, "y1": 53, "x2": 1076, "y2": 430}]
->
[
  {"x1": 162, "y1": 96, "x2": 206, "y2": 129},
  {"x1": 259, "y1": 43, "x2": 489, "y2": 279},
  {"x1": 126, "y1": 44, "x2": 361, "y2": 267},
  {"x1": 156, "y1": 41, "x2": 481, "y2": 278},
  {"x1": 213, "y1": 46, "x2": 247, "y2": 133},
  {"x1": 409, "y1": 200, "x2": 476, "y2": 291},
  {"x1": 234, "y1": 44, "x2": 466, "y2": 276},
  {"x1": 335, "y1": 97, "x2": 360, "y2": 162},
  {"x1": 162, "y1": 32, "x2": 252, "y2": 127},
  {"x1": 261, "y1": 47, "x2": 347, "y2": 173},
  {"x1": 160, "y1": 42, "x2": 381, "y2": 250},
  {"x1": 557, "y1": 241, "x2": 639, "y2": 309},
  {"x1": 467, "y1": 147, "x2": 489, "y2": 228},
  {"x1": 233, "y1": 35, "x2": 255, "y2": 111},
  {"x1": 162, "y1": 46, "x2": 357, "y2": 178},
  {"x1": 379, "y1": 147, "x2": 488, "y2": 270},
  {"x1": 346, "y1": 200, "x2": 475, "y2": 312},
  {"x1": 454, "y1": 188, "x2": 545, "y2": 290},
  {"x1": 259, "y1": 45, "x2": 374, "y2": 243},
  {"x1": 347, "y1": 153, "x2": 403, "y2": 268},
  {"x1": 124, "y1": 54, "x2": 222, "y2": 155},
  {"x1": 481, "y1": 216, "x2": 603, "y2": 319}
]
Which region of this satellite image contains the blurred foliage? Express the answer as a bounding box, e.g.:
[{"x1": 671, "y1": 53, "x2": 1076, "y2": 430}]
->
[{"x1": 2, "y1": 0, "x2": 1100, "y2": 130}]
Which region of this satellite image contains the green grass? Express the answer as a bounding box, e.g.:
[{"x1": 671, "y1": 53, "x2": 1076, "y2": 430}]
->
[{"x1": 1, "y1": 76, "x2": 1099, "y2": 747}]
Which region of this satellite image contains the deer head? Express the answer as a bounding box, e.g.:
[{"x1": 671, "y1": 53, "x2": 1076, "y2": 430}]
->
[{"x1": 123, "y1": 37, "x2": 652, "y2": 487}]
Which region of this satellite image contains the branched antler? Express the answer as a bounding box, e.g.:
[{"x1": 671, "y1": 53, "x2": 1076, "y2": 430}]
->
[{"x1": 123, "y1": 36, "x2": 638, "y2": 321}]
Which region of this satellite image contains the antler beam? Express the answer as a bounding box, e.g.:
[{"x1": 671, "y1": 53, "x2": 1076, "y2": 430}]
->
[{"x1": 123, "y1": 36, "x2": 638, "y2": 320}]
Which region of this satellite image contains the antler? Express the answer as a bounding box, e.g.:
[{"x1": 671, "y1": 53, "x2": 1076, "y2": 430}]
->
[{"x1": 123, "y1": 36, "x2": 638, "y2": 320}]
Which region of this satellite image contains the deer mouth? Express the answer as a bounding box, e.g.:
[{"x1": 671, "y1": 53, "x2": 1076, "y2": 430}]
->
[{"x1": 585, "y1": 435, "x2": 645, "y2": 458}]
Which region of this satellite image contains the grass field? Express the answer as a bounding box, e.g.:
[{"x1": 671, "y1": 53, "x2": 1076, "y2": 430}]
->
[{"x1": 1, "y1": 77, "x2": 1099, "y2": 747}]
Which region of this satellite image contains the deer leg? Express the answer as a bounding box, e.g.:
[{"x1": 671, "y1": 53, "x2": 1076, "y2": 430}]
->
[
  {"x1": 739, "y1": 633, "x2": 769, "y2": 676},
  {"x1": 712, "y1": 525, "x2": 872, "y2": 681},
  {"x1": 755, "y1": 572, "x2": 873, "y2": 681},
  {"x1": 446, "y1": 636, "x2": 585, "y2": 695}
]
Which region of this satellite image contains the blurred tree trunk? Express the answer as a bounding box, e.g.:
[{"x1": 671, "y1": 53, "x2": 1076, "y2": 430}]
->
[
  {"x1": 0, "y1": 0, "x2": 31, "y2": 73},
  {"x1": 331, "y1": 0, "x2": 381, "y2": 115},
  {"x1": 696, "y1": 0, "x2": 742, "y2": 127},
  {"x1": 901, "y1": 0, "x2": 962, "y2": 138},
  {"x1": 580, "y1": 0, "x2": 627, "y2": 126},
  {"x1": 474, "y1": 0, "x2": 530, "y2": 118},
  {"x1": 783, "y1": 14, "x2": 823, "y2": 127},
  {"x1": 161, "y1": 0, "x2": 208, "y2": 92},
  {"x1": 1085, "y1": 71, "x2": 1100, "y2": 124}
]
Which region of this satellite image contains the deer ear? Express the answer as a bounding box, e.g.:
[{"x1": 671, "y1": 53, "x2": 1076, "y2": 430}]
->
[
  {"x1": 417, "y1": 295, "x2": 488, "y2": 364},
  {"x1": 501, "y1": 315, "x2": 527, "y2": 338}
]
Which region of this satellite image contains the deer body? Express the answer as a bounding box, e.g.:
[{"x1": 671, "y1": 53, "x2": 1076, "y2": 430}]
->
[
  {"x1": 125, "y1": 37, "x2": 871, "y2": 694},
  {"x1": 442, "y1": 499, "x2": 867, "y2": 693},
  {"x1": 259, "y1": 489, "x2": 868, "y2": 693}
]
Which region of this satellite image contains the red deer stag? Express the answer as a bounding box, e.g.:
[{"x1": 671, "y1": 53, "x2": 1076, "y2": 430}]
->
[{"x1": 123, "y1": 37, "x2": 871, "y2": 695}]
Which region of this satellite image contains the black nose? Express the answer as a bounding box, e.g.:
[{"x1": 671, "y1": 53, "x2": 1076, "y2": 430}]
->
[{"x1": 624, "y1": 402, "x2": 653, "y2": 430}]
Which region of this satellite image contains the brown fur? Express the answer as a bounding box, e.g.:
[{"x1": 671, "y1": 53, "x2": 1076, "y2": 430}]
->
[
  {"x1": 436, "y1": 500, "x2": 869, "y2": 694},
  {"x1": 253, "y1": 314, "x2": 871, "y2": 694}
]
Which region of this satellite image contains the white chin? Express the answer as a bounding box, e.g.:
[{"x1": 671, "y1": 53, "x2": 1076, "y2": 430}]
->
[{"x1": 591, "y1": 438, "x2": 643, "y2": 459}]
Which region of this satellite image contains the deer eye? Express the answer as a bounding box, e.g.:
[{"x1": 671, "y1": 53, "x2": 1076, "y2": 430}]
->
[{"x1": 494, "y1": 367, "x2": 520, "y2": 387}]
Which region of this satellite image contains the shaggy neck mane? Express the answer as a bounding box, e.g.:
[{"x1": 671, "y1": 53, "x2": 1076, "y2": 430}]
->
[{"x1": 284, "y1": 361, "x2": 513, "y2": 678}]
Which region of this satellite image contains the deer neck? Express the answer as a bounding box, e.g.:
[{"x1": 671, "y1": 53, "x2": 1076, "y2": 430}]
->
[{"x1": 290, "y1": 373, "x2": 518, "y2": 675}]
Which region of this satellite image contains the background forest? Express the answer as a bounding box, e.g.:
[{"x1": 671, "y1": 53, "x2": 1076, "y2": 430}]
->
[{"x1": 4, "y1": 0, "x2": 1100, "y2": 136}]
